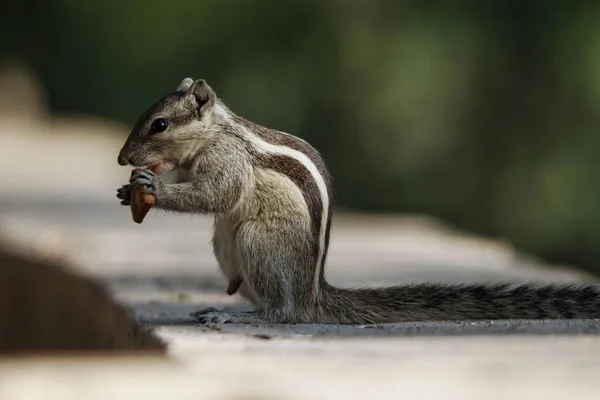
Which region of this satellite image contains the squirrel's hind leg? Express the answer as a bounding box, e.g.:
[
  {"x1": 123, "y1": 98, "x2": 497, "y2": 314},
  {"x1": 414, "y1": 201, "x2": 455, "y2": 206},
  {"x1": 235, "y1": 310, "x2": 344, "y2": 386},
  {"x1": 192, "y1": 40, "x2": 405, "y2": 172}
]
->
[{"x1": 191, "y1": 308, "x2": 281, "y2": 324}]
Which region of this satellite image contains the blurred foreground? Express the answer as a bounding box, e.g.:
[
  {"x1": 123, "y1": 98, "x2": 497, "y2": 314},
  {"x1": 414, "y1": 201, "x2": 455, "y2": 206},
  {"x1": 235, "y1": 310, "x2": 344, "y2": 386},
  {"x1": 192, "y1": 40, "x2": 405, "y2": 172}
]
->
[{"x1": 0, "y1": 243, "x2": 165, "y2": 354}]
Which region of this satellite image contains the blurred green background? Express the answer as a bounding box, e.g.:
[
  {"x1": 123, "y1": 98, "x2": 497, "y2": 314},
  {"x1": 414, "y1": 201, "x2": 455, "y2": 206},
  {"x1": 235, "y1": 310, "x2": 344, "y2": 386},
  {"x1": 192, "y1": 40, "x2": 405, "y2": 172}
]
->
[{"x1": 4, "y1": 1, "x2": 600, "y2": 275}]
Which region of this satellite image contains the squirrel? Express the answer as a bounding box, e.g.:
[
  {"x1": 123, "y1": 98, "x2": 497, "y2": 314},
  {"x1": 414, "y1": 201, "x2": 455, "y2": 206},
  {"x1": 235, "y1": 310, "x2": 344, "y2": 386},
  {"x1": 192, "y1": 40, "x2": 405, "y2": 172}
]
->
[{"x1": 116, "y1": 77, "x2": 600, "y2": 325}]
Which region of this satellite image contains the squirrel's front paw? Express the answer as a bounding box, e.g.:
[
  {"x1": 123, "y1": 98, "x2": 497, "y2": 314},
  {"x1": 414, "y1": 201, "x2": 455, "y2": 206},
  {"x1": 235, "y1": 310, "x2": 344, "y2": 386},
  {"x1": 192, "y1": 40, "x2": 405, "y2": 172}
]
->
[
  {"x1": 130, "y1": 169, "x2": 161, "y2": 196},
  {"x1": 116, "y1": 184, "x2": 131, "y2": 206}
]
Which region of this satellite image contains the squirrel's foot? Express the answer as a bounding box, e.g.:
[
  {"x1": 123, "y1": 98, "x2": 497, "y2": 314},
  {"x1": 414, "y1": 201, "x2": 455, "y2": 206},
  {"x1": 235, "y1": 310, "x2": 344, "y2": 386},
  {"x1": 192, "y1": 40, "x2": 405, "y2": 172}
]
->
[
  {"x1": 191, "y1": 308, "x2": 269, "y2": 324},
  {"x1": 116, "y1": 184, "x2": 131, "y2": 206},
  {"x1": 130, "y1": 169, "x2": 160, "y2": 196}
]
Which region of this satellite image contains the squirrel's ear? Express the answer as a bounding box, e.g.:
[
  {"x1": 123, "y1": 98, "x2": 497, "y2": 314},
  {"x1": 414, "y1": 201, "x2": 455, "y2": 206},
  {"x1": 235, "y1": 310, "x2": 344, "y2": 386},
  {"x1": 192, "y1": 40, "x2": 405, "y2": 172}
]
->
[
  {"x1": 175, "y1": 78, "x2": 194, "y2": 92},
  {"x1": 190, "y1": 79, "x2": 216, "y2": 116},
  {"x1": 176, "y1": 77, "x2": 194, "y2": 92}
]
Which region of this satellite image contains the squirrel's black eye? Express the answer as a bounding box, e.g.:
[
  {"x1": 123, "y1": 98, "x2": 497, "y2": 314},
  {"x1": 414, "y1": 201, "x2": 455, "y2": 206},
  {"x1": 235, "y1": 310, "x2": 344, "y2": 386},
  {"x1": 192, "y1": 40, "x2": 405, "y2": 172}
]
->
[{"x1": 150, "y1": 118, "x2": 168, "y2": 134}]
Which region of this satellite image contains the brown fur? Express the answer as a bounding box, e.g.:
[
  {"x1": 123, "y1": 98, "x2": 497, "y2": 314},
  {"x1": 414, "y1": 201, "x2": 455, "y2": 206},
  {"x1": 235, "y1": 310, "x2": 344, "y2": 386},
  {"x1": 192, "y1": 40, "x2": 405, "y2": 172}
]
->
[
  {"x1": 255, "y1": 154, "x2": 322, "y2": 260},
  {"x1": 234, "y1": 115, "x2": 334, "y2": 285},
  {"x1": 321, "y1": 282, "x2": 600, "y2": 323},
  {"x1": 117, "y1": 77, "x2": 600, "y2": 325}
]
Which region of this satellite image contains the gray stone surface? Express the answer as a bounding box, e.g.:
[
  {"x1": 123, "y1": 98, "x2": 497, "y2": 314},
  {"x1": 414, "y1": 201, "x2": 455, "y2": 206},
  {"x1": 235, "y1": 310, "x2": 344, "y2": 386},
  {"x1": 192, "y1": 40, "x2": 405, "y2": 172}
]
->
[
  {"x1": 134, "y1": 300, "x2": 600, "y2": 337},
  {"x1": 4, "y1": 195, "x2": 599, "y2": 339},
  {"x1": 2, "y1": 124, "x2": 600, "y2": 398}
]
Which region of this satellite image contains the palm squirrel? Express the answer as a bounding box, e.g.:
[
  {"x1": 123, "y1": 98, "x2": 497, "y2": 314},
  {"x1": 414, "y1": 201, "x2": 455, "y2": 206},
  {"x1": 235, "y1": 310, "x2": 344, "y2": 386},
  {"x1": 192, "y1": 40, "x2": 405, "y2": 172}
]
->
[{"x1": 116, "y1": 77, "x2": 600, "y2": 324}]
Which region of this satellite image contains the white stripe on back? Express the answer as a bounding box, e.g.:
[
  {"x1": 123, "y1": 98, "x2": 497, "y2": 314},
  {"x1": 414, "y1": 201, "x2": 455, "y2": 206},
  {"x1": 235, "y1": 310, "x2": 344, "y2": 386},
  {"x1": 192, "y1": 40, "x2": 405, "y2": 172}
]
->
[{"x1": 223, "y1": 111, "x2": 329, "y2": 300}]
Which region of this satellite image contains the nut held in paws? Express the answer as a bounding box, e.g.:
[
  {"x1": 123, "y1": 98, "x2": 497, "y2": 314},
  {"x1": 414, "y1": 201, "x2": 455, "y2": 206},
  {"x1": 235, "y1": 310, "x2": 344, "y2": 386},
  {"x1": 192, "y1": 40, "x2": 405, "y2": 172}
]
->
[{"x1": 130, "y1": 169, "x2": 155, "y2": 224}]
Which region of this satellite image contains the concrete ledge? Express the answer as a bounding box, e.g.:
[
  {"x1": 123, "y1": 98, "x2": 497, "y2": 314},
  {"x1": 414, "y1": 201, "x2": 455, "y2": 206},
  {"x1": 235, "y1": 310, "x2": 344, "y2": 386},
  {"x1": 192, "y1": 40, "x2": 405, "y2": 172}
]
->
[{"x1": 2, "y1": 336, "x2": 600, "y2": 400}]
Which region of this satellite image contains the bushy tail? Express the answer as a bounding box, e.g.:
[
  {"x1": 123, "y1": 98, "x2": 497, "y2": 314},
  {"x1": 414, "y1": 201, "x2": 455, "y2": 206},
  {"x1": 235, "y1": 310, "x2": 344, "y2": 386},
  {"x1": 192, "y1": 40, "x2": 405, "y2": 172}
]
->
[{"x1": 319, "y1": 282, "x2": 600, "y2": 324}]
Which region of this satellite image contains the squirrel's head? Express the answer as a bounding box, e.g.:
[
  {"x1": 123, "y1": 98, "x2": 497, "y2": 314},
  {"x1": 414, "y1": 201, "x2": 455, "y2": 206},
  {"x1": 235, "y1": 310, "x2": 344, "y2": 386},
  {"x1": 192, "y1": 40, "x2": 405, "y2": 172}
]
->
[{"x1": 117, "y1": 77, "x2": 217, "y2": 173}]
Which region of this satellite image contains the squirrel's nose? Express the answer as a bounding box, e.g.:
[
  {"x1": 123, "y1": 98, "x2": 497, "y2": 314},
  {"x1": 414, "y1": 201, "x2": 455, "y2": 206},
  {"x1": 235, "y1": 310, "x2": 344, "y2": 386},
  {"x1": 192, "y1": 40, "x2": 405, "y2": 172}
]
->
[{"x1": 117, "y1": 153, "x2": 130, "y2": 166}]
